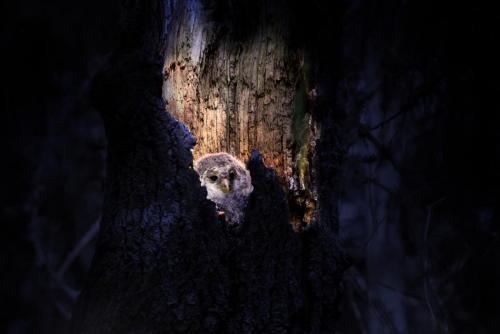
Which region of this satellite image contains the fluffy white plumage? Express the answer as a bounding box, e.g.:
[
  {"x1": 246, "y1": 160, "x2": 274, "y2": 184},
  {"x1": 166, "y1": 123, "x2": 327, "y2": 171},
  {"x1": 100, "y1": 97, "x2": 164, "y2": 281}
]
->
[{"x1": 194, "y1": 153, "x2": 253, "y2": 225}]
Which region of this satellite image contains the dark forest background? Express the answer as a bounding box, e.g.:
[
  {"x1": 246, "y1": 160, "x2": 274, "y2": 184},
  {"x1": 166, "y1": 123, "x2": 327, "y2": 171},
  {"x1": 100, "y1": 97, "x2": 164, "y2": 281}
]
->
[{"x1": 2, "y1": 0, "x2": 499, "y2": 333}]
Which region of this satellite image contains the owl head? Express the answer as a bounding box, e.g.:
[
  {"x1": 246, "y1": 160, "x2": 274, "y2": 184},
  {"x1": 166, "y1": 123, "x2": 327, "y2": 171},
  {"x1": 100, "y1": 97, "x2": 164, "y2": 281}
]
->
[{"x1": 194, "y1": 153, "x2": 253, "y2": 206}]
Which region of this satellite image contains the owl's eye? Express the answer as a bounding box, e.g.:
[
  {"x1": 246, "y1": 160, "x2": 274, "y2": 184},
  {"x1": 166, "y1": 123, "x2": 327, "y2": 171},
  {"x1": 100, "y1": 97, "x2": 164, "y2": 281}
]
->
[
  {"x1": 229, "y1": 170, "x2": 236, "y2": 180},
  {"x1": 209, "y1": 175, "x2": 218, "y2": 182}
]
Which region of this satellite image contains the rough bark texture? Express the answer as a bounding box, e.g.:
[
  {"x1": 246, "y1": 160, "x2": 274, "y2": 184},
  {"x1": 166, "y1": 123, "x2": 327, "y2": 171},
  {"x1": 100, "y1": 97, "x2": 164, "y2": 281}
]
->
[
  {"x1": 5, "y1": 0, "x2": 500, "y2": 333},
  {"x1": 71, "y1": 0, "x2": 346, "y2": 333},
  {"x1": 162, "y1": 0, "x2": 319, "y2": 229},
  {"x1": 163, "y1": 0, "x2": 297, "y2": 175}
]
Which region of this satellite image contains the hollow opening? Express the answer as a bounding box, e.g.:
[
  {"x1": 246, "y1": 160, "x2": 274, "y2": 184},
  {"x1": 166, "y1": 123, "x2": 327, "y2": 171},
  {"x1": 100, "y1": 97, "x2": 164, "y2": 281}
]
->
[{"x1": 161, "y1": 3, "x2": 318, "y2": 230}]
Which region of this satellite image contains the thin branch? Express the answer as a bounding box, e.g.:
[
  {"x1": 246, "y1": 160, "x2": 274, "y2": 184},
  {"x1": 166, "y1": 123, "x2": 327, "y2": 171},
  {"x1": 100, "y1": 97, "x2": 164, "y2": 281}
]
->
[
  {"x1": 358, "y1": 129, "x2": 401, "y2": 174},
  {"x1": 363, "y1": 215, "x2": 386, "y2": 249},
  {"x1": 362, "y1": 177, "x2": 398, "y2": 198},
  {"x1": 423, "y1": 197, "x2": 448, "y2": 334},
  {"x1": 369, "y1": 80, "x2": 441, "y2": 131},
  {"x1": 374, "y1": 280, "x2": 425, "y2": 305},
  {"x1": 50, "y1": 271, "x2": 80, "y2": 300},
  {"x1": 56, "y1": 217, "x2": 101, "y2": 278}
]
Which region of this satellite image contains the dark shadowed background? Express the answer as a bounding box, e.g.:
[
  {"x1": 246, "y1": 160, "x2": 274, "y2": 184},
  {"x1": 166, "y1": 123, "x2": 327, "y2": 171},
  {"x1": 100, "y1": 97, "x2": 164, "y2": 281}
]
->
[{"x1": 2, "y1": 0, "x2": 499, "y2": 333}]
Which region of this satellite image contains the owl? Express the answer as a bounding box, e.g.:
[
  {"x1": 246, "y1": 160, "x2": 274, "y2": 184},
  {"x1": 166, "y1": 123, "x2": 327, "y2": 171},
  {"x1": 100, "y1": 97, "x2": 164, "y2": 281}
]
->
[{"x1": 194, "y1": 153, "x2": 253, "y2": 225}]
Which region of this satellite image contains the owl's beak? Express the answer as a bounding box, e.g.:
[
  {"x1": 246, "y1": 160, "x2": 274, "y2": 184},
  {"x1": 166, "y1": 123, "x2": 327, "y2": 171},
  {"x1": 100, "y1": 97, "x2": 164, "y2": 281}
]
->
[{"x1": 220, "y1": 178, "x2": 231, "y2": 193}]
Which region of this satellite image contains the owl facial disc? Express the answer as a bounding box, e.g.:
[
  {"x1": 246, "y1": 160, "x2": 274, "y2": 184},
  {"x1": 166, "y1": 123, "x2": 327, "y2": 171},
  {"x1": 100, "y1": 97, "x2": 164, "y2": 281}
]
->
[{"x1": 194, "y1": 152, "x2": 253, "y2": 225}]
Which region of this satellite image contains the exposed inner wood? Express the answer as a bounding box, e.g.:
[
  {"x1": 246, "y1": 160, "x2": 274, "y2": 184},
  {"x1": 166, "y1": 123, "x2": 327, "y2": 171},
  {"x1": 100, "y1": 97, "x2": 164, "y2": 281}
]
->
[{"x1": 162, "y1": 2, "x2": 317, "y2": 229}]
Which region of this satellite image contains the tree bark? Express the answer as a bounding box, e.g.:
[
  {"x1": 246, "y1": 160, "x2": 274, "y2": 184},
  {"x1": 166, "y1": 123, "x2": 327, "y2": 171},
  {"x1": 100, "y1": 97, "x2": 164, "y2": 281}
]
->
[
  {"x1": 162, "y1": 0, "x2": 321, "y2": 229},
  {"x1": 72, "y1": 0, "x2": 347, "y2": 333}
]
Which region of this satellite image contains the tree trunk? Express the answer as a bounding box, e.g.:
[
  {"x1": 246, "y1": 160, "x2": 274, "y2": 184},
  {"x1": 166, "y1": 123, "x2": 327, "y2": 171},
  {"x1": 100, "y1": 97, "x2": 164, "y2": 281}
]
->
[
  {"x1": 162, "y1": 0, "x2": 321, "y2": 229},
  {"x1": 72, "y1": 0, "x2": 347, "y2": 333}
]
